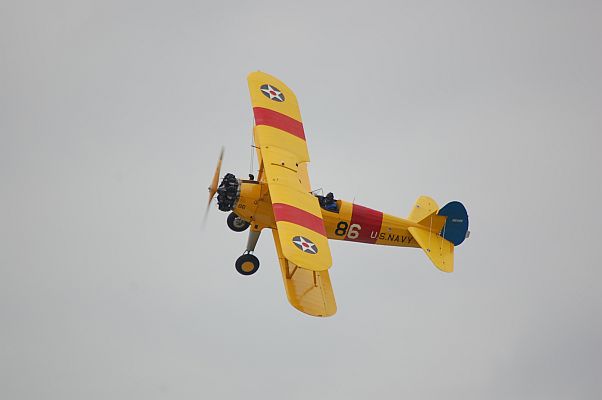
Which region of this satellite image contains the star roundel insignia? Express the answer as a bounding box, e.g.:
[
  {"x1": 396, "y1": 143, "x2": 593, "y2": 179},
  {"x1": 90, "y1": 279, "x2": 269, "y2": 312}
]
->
[
  {"x1": 292, "y1": 235, "x2": 318, "y2": 254},
  {"x1": 260, "y1": 84, "x2": 285, "y2": 102}
]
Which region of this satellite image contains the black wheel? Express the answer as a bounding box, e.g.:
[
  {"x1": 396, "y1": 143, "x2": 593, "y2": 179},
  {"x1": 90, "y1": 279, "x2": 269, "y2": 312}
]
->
[
  {"x1": 227, "y1": 212, "x2": 250, "y2": 232},
  {"x1": 235, "y1": 254, "x2": 260, "y2": 276}
]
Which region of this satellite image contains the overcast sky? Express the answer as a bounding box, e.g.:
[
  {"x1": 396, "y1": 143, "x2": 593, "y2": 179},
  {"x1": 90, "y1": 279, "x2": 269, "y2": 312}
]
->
[{"x1": 2, "y1": 1, "x2": 601, "y2": 399}]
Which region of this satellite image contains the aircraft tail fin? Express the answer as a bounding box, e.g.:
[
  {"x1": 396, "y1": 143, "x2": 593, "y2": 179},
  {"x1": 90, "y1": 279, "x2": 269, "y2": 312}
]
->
[
  {"x1": 408, "y1": 199, "x2": 470, "y2": 272},
  {"x1": 437, "y1": 201, "x2": 470, "y2": 246}
]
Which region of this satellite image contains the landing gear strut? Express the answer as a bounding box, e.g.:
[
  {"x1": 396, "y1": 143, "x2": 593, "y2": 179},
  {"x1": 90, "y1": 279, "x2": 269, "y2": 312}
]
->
[{"x1": 235, "y1": 229, "x2": 261, "y2": 276}]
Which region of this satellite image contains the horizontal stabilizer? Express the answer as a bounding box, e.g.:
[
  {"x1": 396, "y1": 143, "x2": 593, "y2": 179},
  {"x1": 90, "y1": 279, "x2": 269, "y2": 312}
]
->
[
  {"x1": 408, "y1": 227, "x2": 454, "y2": 273},
  {"x1": 408, "y1": 195, "x2": 446, "y2": 233},
  {"x1": 408, "y1": 195, "x2": 439, "y2": 223}
]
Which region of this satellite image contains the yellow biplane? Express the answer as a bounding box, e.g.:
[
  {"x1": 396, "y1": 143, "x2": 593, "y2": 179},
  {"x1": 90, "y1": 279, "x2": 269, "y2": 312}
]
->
[{"x1": 206, "y1": 71, "x2": 470, "y2": 317}]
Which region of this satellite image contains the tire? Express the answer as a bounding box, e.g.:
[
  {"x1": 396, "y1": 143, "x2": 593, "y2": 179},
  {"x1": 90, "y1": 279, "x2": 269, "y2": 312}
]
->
[
  {"x1": 235, "y1": 254, "x2": 260, "y2": 276},
  {"x1": 227, "y1": 212, "x2": 250, "y2": 232}
]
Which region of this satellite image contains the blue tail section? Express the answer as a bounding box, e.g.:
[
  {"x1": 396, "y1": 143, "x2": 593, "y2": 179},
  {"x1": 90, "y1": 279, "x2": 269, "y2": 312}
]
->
[{"x1": 437, "y1": 201, "x2": 469, "y2": 246}]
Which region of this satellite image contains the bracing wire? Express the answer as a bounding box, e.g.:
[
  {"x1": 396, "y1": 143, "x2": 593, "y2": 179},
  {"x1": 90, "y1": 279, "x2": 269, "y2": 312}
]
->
[
  {"x1": 249, "y1": 116, "x2": 255, "y2": 177},
  {"x1": 427, "y1": 215, "x2": 433, "y2": 252}
]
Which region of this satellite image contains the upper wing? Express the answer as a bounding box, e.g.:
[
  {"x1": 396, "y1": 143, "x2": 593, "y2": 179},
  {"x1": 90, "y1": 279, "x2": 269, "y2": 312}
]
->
[
  {"x1": 248, "y1": 71, "x2": 311, "y2": 188},
  {"x1": 248, "y1": 71, "x2": 332, "y2": 272},
  {"x1": 273, "y1": 230, "x2": 337, "y2": 317}
]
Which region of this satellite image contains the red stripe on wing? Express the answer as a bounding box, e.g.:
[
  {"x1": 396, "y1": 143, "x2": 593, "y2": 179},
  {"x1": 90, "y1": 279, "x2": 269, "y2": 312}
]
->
[
  {"x1": 253, "y1": 107, "x2": 306, "y2": 140},
  {"x1": 346, "y1": 204, "x2": 383, "y2": 244},
  {"x1": 272, "y1": 203, "x2": 327, "y2": 237}
]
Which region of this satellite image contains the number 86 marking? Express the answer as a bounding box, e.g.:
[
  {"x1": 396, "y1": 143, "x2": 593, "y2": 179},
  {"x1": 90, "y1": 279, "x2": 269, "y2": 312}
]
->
[{"x1": 334, "y1": 221, "x2": 361, "y2": 239}]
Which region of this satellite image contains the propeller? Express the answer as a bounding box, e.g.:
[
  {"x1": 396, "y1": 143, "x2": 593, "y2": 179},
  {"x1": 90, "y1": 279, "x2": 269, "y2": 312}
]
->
[{"x1": 203, "y1": 147, "x2": 224, "y2": 226}]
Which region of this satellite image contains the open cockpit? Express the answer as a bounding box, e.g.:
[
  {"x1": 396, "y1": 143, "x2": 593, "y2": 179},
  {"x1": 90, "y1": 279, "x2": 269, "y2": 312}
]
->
[{"x1": 315, "y1": 192, "x2": 340, "y2": 213}]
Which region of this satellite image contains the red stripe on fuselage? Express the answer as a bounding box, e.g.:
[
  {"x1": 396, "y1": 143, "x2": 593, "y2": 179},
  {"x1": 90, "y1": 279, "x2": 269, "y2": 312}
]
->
[
  {"x1": 346, "y1": 204, "x2": 383, "y2": 244},
  {"x1": 253, "y1": 107, "x2": 306, "y2": 140},
  {"x1": 272, "y1": 203, "x2": 327, "y2": 237}
]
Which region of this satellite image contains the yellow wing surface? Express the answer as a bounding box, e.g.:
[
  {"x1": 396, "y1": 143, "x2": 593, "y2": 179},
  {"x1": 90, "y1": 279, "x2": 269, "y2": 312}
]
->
[
  {"x1": 273, "y1": 230, "x2": 337, "y2": 317},
  {"x1": 248, "y1": 71, "x2": 336, "y2": 316},
  {"x1": 248, "y1": 71, "x2": 332, "y2": 272}
]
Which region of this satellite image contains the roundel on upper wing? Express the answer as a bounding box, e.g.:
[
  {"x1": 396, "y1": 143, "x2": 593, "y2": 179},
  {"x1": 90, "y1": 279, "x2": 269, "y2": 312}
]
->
[
  {"x1": 260, "y1": 84, "x2": 285, "y2": 102},
  {"x1": 292, "y1": 236, "x2": 318, "y2": 254}
]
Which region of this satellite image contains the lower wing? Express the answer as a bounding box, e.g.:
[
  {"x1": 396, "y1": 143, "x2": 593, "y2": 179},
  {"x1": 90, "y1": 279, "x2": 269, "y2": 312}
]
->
[{"x1": 272, "y1": 230, "x2": 337, "y2": 317}]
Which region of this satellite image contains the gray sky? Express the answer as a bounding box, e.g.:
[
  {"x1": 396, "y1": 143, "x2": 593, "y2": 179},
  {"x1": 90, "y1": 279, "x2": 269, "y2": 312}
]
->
[{"x1": 2, "y1": 1, "x2": 601, "y2": 399}]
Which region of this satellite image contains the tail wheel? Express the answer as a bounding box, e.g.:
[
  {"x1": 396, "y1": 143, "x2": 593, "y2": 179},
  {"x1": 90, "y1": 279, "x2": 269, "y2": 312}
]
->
[
  {"x1": 235, "y1": 254, "x2": 260, "y2": 276},
  {"x1": 227, "y1": 212, "x2": 250, "y2": 232}
]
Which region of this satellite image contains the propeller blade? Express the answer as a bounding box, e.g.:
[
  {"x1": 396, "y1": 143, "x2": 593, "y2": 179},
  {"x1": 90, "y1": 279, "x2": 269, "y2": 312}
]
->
[
  {"x1": 203, "y1": 147, "x2": 225, "y2": 228},
  {"x1": 208, "y1": 147, "x2": 224, "y2": 200},
  {"x1": 202, "y1": 201, "x2": 211, "y2": 228}
]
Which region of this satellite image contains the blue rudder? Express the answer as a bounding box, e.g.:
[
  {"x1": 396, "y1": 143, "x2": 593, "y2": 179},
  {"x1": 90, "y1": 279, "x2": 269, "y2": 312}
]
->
[{"x1": 437, "y1": 201, "x2": 469, "y2": 246}]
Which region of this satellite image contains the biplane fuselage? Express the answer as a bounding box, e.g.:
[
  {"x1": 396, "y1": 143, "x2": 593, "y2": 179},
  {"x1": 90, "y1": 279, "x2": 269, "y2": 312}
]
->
[{"x1": 234, "y1": 180, "x2": 422, "y2": 248}]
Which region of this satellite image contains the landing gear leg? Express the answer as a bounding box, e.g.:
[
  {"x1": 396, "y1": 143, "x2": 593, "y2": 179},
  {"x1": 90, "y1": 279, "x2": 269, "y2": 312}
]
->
[
  {"x1": 235, "y1": 229, "x2": 261, "y2": 275},
  {"x1": 245, "y1": 229, "x2": 260, "y2": 253}
]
